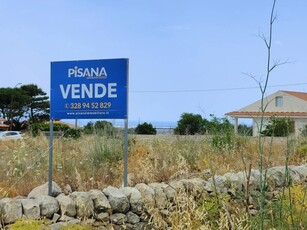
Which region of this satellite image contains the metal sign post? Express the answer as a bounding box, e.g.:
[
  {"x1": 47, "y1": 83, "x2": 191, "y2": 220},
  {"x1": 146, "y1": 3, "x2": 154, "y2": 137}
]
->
[
  {"x1": 48, "y1": 119, "x2": 53, "y2": 196},
  {"x1": 49, "y1": 58, "x2": 129, "y2": 195},
  {"x1": 123, "y1": 119, "x2": 128, "y2": 186}
]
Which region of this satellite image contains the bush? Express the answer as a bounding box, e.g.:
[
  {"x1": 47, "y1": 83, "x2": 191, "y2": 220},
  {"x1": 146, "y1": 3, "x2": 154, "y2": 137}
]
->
[
  {"x1": 30, "y1": 122, "x2": 81, "y2": 139},
  {"x1": 238, "y1": 124, "x2": 252, "y2": 136},
  {"x1": 262, "y1": 117, "x2": 295, "y2": 137},
  {"x1": 251, "y1": 184, "x2": 307, "y2": 229},
  {"x1": 83, "y1": 120, "x2": 115, "y2": 136},
  {"x1": 8, "y1": 218, "x2": 50, "y2": 230},
  {"x1": 300, "y1": 125, "x2": 307, "y2": 137},
  {"x1": 135, "y1": 122, "x2": 156, "y2": 135}
]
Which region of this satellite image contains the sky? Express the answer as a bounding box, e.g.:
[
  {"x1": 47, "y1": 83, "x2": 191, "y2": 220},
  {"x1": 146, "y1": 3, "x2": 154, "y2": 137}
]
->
[{"x1": 1, "y1": 1, "x2": 307, "y2": 126}]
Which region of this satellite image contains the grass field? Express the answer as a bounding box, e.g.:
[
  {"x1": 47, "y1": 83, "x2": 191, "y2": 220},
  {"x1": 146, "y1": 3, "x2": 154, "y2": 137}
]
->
[
  {"x1": 0, "y1": 133, "x2": 306, "y2": 229},
  {"x1": 0, "y1": 133, "x2": 306, "y2": 197}
]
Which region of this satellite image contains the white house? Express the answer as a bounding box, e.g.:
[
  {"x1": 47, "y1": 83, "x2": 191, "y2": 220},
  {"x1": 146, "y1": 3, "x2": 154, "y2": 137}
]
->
[{"x1": 226, "y1": 90, "x2": 307, "y2": 136}]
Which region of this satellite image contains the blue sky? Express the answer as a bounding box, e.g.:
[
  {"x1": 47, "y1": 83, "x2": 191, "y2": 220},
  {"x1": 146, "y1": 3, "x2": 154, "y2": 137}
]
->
[{"x1": 1, "y1": 1, "x2": 307, "y2": 126}]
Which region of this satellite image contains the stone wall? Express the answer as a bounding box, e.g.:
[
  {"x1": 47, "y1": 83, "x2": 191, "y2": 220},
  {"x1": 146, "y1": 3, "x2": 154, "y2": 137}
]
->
[{"x1": 0, "y1": 164, "x2": 306, "y2": 229}]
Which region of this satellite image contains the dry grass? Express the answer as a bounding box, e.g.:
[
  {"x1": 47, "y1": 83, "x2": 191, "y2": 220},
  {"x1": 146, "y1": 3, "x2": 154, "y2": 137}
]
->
[
  {"x1": 0, "y1": 133, "x2": 306, "y2": 198},
  {"x1": 0, "y1": 133, "x2": 306, "y2": 229}
]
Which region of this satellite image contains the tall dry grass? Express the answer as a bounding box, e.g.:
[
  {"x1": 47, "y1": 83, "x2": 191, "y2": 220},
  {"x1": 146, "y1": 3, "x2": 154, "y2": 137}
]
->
[
  {"x1": 1, "y1": 133, "x2": 306, "y2": 228},
  {"x1": 0, "y1": 133, "x2": 306, "y2": 198}
]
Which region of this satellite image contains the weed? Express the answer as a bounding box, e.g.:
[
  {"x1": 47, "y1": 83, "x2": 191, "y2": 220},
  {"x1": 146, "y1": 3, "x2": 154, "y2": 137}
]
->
[{"x1": 7, "y1": 218, "x2": 50, "y2": 230}]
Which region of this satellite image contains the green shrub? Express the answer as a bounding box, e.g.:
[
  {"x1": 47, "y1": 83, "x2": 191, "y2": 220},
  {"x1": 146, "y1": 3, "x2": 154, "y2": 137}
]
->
[
  {"x1": 135, "y1": 122, "x2": 156, "y2": 135},
  {"x1": 262, "y1": 117, "x2": 295, "y2": 137},
  {"x1": 83, "y1": 120, "x2": 116, "y2": 137},
  {"x1": 89, "y1": 135, "x2": 124, "y2": 168},
  {"x1": 30, "y1": 122, "x2": 81, "y2": 139},
  {"x1": 251, "y1": 184, "x2": 307, "y2": 229},
  {"x1": 8, "y1": 218, "x2": 50, "y2": 230},
  {"x1": 197, "y1": 193, "x2": 230, "y2": 227},
  {"x1": 295, "y1": 139, "x2": 307, "y2": 158},
  {"x1": 300, "y1": 125, "x2": 307, "y2": 137}
]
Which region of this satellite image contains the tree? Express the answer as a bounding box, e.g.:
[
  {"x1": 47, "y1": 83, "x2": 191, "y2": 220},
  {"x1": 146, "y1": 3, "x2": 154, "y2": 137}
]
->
[
  {"x1": 0, "y1": 87, "x2": 29, "y2": 129},
  {"x1": 135, "y1": 122, "x2": 157, "y2": 135},
  {"x1": 0, "y1": 84, "x2": 49, "y2": 130},
  {"x1": 0, "y1": 88, "x2": 14, "y2": 120},
  {"x1": 20, "y1": 84, "x2": 50, "y2": 123},
  {"x1": 174, "y1": 113, "x2": 205, "y2": 135}
]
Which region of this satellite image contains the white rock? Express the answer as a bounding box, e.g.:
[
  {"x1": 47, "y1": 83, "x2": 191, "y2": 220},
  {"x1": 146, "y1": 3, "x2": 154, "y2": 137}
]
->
[
  {"x1": 103, "y1": 186, "x2": 130, "y2": 213},
  {"x1": 69, "y1": 192, "x2": 94, "y2": 219},
  {"x1": 56, "y1": 193, "x2": 76, "y2": 217}
]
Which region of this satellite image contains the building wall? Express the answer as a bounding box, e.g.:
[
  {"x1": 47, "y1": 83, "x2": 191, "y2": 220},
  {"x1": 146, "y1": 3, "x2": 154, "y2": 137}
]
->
[
  {"x1": 239, "y1": 91, "x2": 307, "y2": 113},
  {"x1": 253, "y1": 117, "x2": 307, "y2": 136},
  {"x1": 253, "y1": 117, "x2": 270, "y2": 136},
  {"x1": 294, "y1": 118, "x2": 307, "y2": 135}
]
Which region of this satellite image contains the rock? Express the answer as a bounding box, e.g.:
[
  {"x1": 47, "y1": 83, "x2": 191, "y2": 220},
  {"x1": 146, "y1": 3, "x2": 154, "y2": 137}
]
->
[
  {"x1": 161, "y1": 183, "x2": 176, "y2": 201},
  {"x1": 35, "y1": 195, "x2": 59, "y2": 218},
  {"x1": 103, "y1": 186, "x2": 130, "y2": 213},
  {"x1": 120, "y1": 187, "x2": 144, "y2": 214},
  {"x1": 62, "y1": 184, "x2": 72, "y2": 195},
  {"x1": 246, "y1": 169, "x2": 262, "y2": 191},
  {"x1": 134, "y1": 222, "x2": 153, "y2": 230},
  {"x1": 49, "y1": 219, "x2": 81, "y2": 230},
  {"x1": 223, "y1": 172, "x2": 246, "y2": 198},
  {"x1": 267, "y1": 166, "x2": 288, "y2": 189},
  {"x1": 224, "y1": 173, "x2": 244, "y2": 190},
  {"x1": 84, "y1": 218, "x2": 96, "y2": 225},
  {"x1": 28, "y1": 181, "x2": 62, "y2": 198},
  {"x1": 180, "y1": 178, "x2": 207, "y2": 198},
  {"x1": 70, "y1": 192, "x2": 94, "y2": 219},
  {"x1": 92, "y1": 220, "x2": 106, "y2": 228},
  {"x1": 59, "y1": 214, "x2": 75, "y2": 222},
  {"x1": 56, "y1": 194, "x2": 76, "y2": 217},
  {"x1": 0, "y1": 198, "x2": 23, "y2": 224},
  {"x1": 289, "y1": 164, "x2": 307, "y2": 178},
  {"x1": 110, "y1": 213, "x2": 127, "y2": 225},
  {"x1": 96, "y1": 212, "x2": 110, "y2": 223},
  {"x1": 288, "y1": 166, "x2": 307, "y2": 183},
  {"x1": 89, "y1": 189, "x2": 111, "y2": 213},
  {"x1": 135, "y1": 183, "x2": 155, "y2": 209},
  {"x1": 168, "y1": 180, "x2": 185, "y2": 192},
  {"x1": 149, "y1": 183, "x2": 168, "y2": 209},
  {"x1": 52, "y1": 213, "x2": 61, "y2": 223},
  {"x1": 204, "y1": 181, "x2": 215, "y2": 193},
  {"x1": 126, "y1": 211, "x2": 140, "y2": 224},
  {"x1": 49, "y1": 222, "x2": 68, "y2": 230},
  {"x1": 20, "y1": 198, "x2": 40, "y2": 219},
  {"x1": 208, "y1": 175, "x2": 228, "y2": 193}
]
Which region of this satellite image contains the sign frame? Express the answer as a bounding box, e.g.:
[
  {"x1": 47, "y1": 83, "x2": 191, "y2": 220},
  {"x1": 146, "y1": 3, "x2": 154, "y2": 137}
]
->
[
  {"x1": 48, "y1": 58, "x2": 129, "y2": 195},
  {"x1": 50, "y1": 58, "x2": 128, "y2": 120}
]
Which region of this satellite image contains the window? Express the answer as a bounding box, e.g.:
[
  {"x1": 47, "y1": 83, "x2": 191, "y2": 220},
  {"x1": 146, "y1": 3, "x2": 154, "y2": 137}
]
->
[{"x1": 275, "y1": 96, "x2": 283, "y2": 107}]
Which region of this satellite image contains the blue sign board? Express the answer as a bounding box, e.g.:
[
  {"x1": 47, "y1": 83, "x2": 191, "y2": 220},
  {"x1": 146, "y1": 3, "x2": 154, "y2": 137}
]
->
[{"x1": 51, "y1": 58, "x2": 128, "y2": 119}]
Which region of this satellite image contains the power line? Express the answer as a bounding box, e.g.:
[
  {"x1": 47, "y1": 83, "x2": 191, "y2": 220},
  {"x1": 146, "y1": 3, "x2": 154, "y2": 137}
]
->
[{"x1": 130, "y1": 82, "x2": 307, "y2": 93}]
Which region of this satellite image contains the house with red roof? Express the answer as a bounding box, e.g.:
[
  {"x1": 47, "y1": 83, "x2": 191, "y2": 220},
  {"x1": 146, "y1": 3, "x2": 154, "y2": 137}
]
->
[
  {"x1": 0, "y1": 118, "x2": 10, "y2": 131},
  {"x1": 226, "y1": 90, "x2": 307, "y2": 136}
]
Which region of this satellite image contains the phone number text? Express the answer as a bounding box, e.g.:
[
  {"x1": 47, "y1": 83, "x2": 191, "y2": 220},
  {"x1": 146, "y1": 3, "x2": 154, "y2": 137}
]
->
[{"x1": 65, "y1": 102, "x2": 112, "y2": 109}]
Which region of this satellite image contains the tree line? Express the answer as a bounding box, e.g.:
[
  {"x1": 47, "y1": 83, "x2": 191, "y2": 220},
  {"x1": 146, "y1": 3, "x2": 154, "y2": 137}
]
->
[
  {"x1": 134, "y1": 113, "x2": 252, "y2": 136},
  {"x1": 0, "y1": 84, "x2": 295, "y2": 137},
  {"x1": 135, "y1": 113, "x2": 299, "y2": 137}
]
